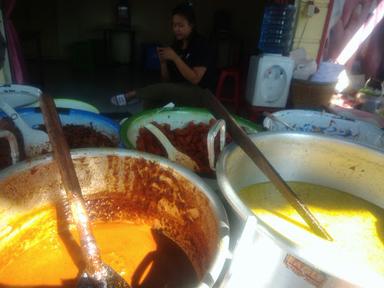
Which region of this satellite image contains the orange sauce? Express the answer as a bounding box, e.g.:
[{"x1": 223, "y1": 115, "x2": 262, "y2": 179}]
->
[{"x1": 0, "y1": 206, "x2": 197, "y2": 287}]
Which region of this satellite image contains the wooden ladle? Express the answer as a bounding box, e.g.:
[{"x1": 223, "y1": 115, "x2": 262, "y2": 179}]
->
[{"x1": 40, "y1": 93, "x2": 131, "y2": 288}]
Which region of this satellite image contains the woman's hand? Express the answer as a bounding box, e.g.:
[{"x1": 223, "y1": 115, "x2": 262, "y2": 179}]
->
[
  {"x1": 158, "y1": 47, "x2": 207, "y2": 85},
  {"x1": 157, "y1": 47, "x2": 179, "y2": 62}
]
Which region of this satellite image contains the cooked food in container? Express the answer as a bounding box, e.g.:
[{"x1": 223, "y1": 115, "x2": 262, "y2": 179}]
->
[
  {"x1": 0, "y1": 108, "x2": 120, "y2": 170},
  {"x1": 121, "y1": 107, "x2": 261, "y2": 174},
  {"x1": 136, "y1": 120, "x2": 230, "y2": 175},
  {"x1": 216, "y1": 132, "x2": 384, "y2": 287},
  {"x1": 0, "y1": 150, "x2": 229, "y2": 287},
  {"x1": 239, "y1": 181, "x2": 384, "y2": 275}
]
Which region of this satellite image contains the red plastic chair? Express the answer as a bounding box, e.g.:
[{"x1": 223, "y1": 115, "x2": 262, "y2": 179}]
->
[{"x1": 215, "y1": 67, "x2": 241, "y2": 113}]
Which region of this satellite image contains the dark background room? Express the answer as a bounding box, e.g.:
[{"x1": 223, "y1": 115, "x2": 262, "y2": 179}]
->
[{"x1": 11, "y1": 0, "x2": 267, "y2": 116}]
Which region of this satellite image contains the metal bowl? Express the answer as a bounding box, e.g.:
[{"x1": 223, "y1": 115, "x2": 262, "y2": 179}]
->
[
  {"x1": 216, "y1": 132, "x2": 384, "y2": 287},
  {"x1": 0, "y1": 149, "x2": 229, "y2": 287}
]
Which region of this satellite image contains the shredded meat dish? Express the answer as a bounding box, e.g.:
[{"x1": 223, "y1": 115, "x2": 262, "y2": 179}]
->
[
  {"x1": 136, "y1": 120, "x2": 231, "y2": 175},
  {"x1": 0, "y1": 121, "x2": 117, "y2": 170}
]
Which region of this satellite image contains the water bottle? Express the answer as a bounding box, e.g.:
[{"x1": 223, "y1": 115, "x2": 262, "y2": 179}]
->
[{"x1": 258, "y1": 4, "x2": 296, "y2": 55}]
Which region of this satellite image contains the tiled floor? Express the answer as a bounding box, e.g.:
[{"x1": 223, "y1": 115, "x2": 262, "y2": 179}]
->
[
  {"x1": 26, "y1": 60, "x2": 160, "y2": 120},
  {"x1": 25, "y1": 59, "x2": 264, "y2": 125}
]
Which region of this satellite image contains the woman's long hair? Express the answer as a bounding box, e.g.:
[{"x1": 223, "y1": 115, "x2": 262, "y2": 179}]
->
[{"x1": 171, "y1": 2, "x2": 197, "y2": 49}]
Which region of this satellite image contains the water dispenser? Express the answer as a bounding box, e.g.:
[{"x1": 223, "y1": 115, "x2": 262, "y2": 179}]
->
[{"x1": 245, "y1": 54, "x2": 294, "y2": 108}]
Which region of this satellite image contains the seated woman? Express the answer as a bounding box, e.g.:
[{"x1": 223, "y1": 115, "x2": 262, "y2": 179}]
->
[{"x1": 111, "y1": 3, "x2": 216, "y2": 108}]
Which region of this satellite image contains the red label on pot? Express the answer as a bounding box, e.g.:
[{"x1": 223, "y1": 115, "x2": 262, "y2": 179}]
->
[{"x1": 284, "y1": 254, "x2": 327, "y2": 287}]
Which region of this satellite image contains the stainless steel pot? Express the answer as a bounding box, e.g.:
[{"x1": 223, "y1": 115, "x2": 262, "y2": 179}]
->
[
  {"x1": 0, "y1": 148, "x2": 229, "y2": 287},
  {"x1": 216, "y1": 132, "x2": 384, "y2": 287}
]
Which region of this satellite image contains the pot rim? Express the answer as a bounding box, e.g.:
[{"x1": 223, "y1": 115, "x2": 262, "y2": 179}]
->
[
  {"x1": 0, "y1": 148, "x2": 230, "y2": 288},
  {"x1": 216, "y1": 131, "x2": 384, "y2": 287}
]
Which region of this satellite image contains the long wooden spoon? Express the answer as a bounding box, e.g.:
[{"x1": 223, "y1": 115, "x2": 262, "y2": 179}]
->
[
  {"x1": 40, "y1": 93, "x2": 131, "y2": 287},
  {"x1": 204, "y1": 91, "x2": 332, "y2": 241}
]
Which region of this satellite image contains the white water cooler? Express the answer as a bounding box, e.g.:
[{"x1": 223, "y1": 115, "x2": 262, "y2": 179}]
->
[{"x1": 245, "y1": 54, "x2": 294, "y2": 108}]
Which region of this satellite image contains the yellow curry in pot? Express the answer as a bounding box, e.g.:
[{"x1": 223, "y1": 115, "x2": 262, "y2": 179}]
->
[{"x1": 239, "y1": 182, "x2": 384, "y2": 275}]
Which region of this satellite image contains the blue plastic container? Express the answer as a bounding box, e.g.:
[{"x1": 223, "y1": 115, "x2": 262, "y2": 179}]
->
[
  {"x1": 258, "y1": 4, "x2": 296, "y2": 55},
  {"x1": 0, "y1": 108, "x2": 121, "y2": 147}
]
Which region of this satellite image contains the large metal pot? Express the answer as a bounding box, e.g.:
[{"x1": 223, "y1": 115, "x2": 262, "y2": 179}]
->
[
  {"x1": 216, "y1": 132, "x2": 384, "y2": 287},
  {"x1": 0, "y1": 149, "x2": 229, "y2": 287}
]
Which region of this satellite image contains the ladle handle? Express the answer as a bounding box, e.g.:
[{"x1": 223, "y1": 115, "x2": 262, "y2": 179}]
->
[
  {"x1": 145, "y1": 123, "x2": 175, "y2": 158},
  {"x1": 204, "y1": 91, "x2": 333, "y2": 241},
  {"x1": 0, "y1": 98, "x2": 32, "y2": 133},
  {"x1": 0, "y1": 129, "x2": 19, "y2": 164},
  {"x1": 39, "y1": 94, "x2": 104, "y2": 276},
  {"x1": 263, "y1": 111, "x2": 295, "y2": 130}
]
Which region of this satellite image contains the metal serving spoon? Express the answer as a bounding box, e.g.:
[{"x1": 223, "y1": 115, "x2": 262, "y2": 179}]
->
[
  {"x1": 145, "y1": 123, "x2": 199, "y2": 171},
  {"x1": 40, "y1": 93, "x2": 131, "y2": 288},
  {"x1": 263, "y1": 111, "x2": 295, "y2": 130},
  {"x1": 204, "y1": 91, "x2": 332, "y2": 241},
  {"x1": 0, "y1": 97, "x2": 50, "y2": 157}
]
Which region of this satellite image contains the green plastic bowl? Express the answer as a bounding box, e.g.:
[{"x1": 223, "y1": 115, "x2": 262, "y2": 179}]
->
[
  {"x1": 27, "y1": 98, "x2": 100, "y2": 114},
  {"x1": 120, "y1": 107, "x2": 263, "y2": 149}
]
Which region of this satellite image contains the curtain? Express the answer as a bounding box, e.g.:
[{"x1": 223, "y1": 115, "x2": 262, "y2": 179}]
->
[{"x1": 3, "y1": 0, "x2": 27, "y2": 83}]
